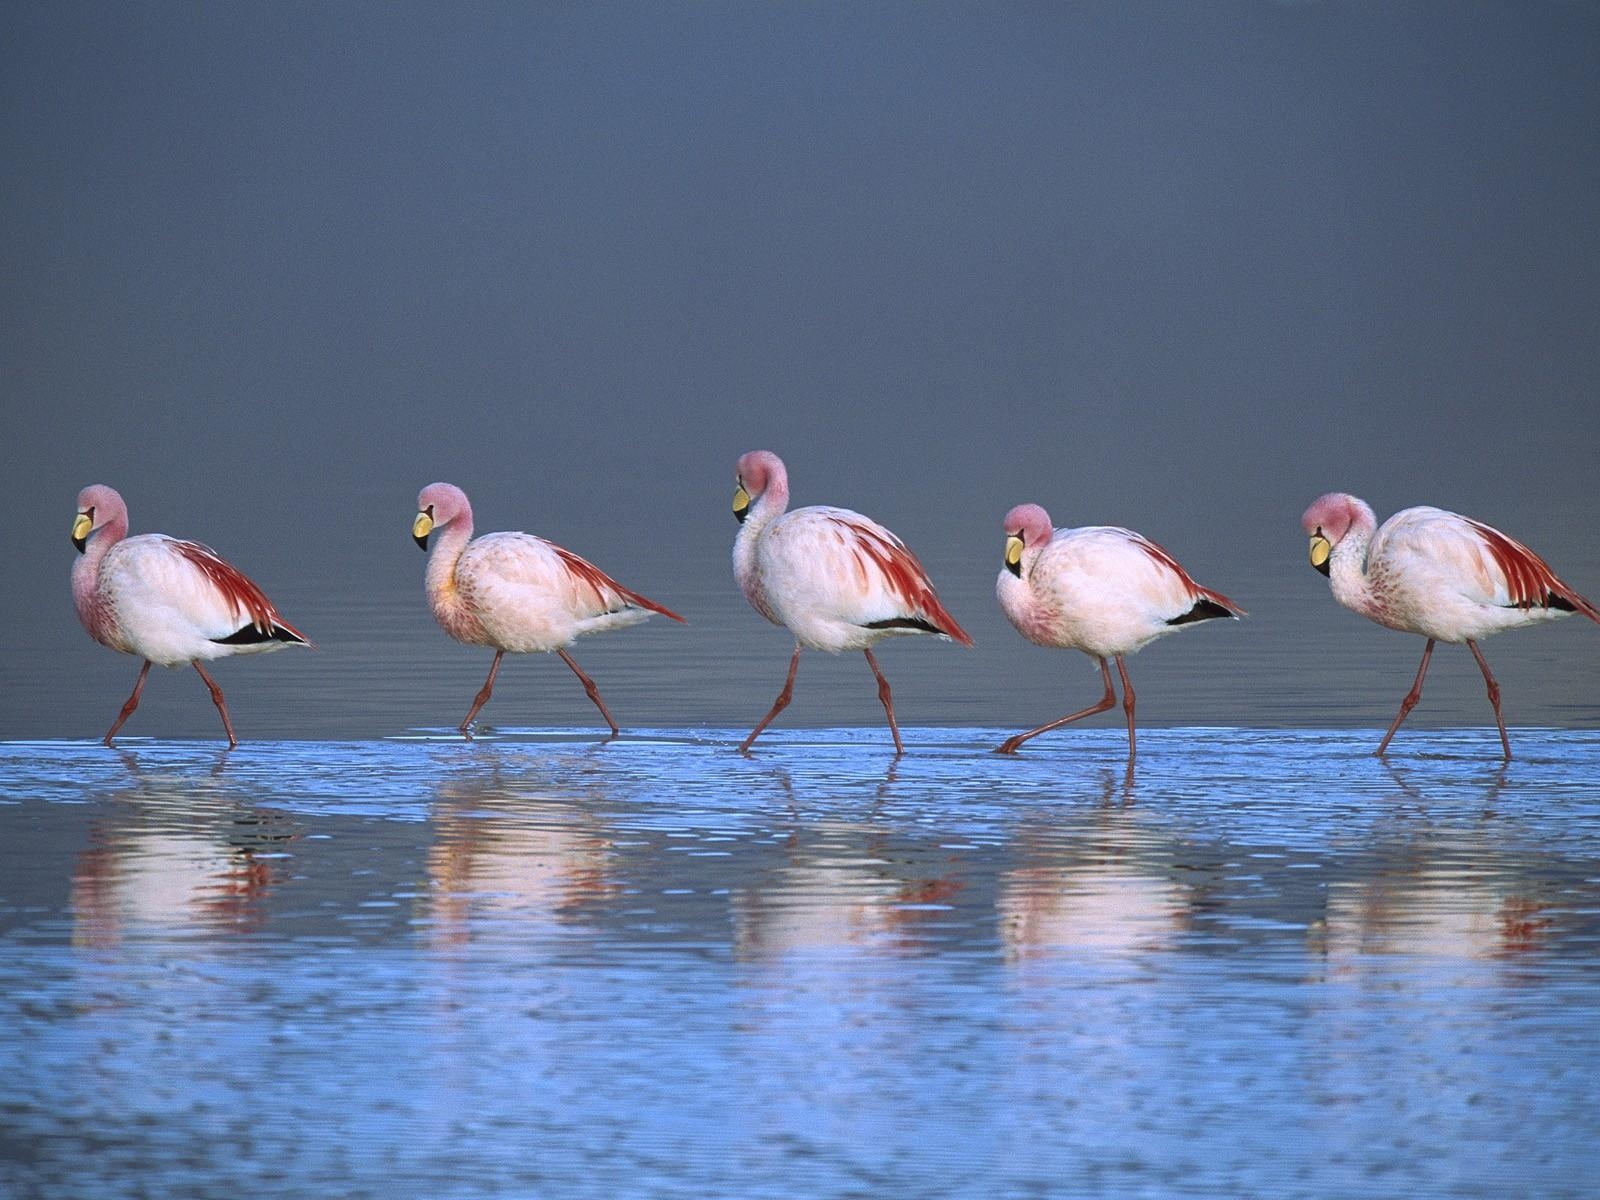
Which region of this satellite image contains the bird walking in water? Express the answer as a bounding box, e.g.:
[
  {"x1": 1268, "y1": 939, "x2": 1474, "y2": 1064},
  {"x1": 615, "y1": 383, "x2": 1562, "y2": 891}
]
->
[
  {"x1": 414, "y1": 482, "x2": 685, "y2": 740},
  {"x1": 731, "y1": 450, "x2": 972, "y2": 755},
  {"x1": 1302, "y1": 492, "x2": 1599, "y2": 760},
  {"x1": 70, "y1": 484, "x2": 311, "y2": 747},
  {"x1": 994, "y1": 503, "x2": 1243, "y2": 762}
]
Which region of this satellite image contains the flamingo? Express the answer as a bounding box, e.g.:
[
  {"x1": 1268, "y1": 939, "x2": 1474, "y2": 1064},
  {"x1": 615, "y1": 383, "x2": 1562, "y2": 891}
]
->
[
  {"x1": 70, "y1": 484, "x2": 310, "y2": 747},
  {"x1": 1302, "y1": 492, "x2": 1600, "y2": 759},
  {"x1": 414, "y1": 482, "x2": 685, "y2": 739},
  {"x1": 731, "y1": 450, "x2": 972, "y2": 755},
  {"x1": 994, "y1": 503, "x2": 1243, "y2": 761}
]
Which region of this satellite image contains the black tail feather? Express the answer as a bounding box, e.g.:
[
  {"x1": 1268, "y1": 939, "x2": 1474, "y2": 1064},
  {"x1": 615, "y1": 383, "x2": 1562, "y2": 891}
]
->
[
  {"x1": 865, "y1": 617, "x2": 947, "y2": 636},
  {"x1": 213, "y1": 623, "x2": 307, "y2": 646},
  {"x1": 1167, "y1": 597, "x2": 1237, "y2": 627}
]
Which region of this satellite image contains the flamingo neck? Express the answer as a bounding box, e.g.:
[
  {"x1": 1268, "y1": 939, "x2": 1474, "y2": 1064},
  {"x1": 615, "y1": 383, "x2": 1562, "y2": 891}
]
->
[
  {"x1": 733, "y1": 483, "x2": 789, "y2": 619},
  {"x1": 425, "y1": 517, "x2": 476, "y2": 626},
  {"x1": 1327, "y1": 520, "x2": 1382, "y2": 620},
  {"x1": 72, "y1": 516, "x2": 126, "y2": 645}
]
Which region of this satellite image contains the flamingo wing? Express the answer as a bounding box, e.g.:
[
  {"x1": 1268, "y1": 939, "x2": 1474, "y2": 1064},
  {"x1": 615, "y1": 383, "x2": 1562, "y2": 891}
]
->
[
  {"x1": 171, "y1": 541, "x2": 310, "y2": 644},
  {"x1": 818, "y1": 511, "x2": 973, "y2": 645},
  {"x1": 1118, "y1": 529, "x2": 1246, "y2": 620},
  {"x1": 1463, "y1": 518, "x2": 1600, "y2": 620},
  {"x1": 549, "y1": 542, "x2": 686, "y2": 623}
]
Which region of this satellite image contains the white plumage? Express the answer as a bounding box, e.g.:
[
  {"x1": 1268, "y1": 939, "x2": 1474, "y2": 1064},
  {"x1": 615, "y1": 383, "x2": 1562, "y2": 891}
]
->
[
  {"x1": 71, "y1": 484, "x2": 309, "y2": 746},
  {"x1": 415, "y1": 481, "x2": 684, "y2": 738},
  {"x1": 732, "y1": 450, "x2": 971, "y2": 754},
  {"x1": 995, "y1": 502, "x2": 1242, "y2": 761},
  {"x1": 1302, "y1": 491, "x2": 1600, "y2": 758}
]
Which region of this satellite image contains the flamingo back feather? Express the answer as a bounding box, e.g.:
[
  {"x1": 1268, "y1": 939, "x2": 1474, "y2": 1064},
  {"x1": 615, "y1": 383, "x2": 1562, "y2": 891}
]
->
[
  {"x1": 827, "y1": 516, "x2": 974, "y2": 645},
  {"x1": 173, "y1": 541, "x2": 310, "y2": 642},
  {"x1": 1465, "y1": 519, "x2": 1600, "y2": 622},
  {"x1": 1129, "y1": 534, "x2": 1246, "y2": 617},
  {"x1": 551, "y1": 544, "x2": 687, "y2": 623}
]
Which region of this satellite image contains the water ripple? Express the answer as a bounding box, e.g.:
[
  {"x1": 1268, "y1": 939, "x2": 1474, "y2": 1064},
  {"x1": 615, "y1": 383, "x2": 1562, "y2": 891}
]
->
[{"x1": 3, "y1": 730, "x2": 1599, "y2": 1198}]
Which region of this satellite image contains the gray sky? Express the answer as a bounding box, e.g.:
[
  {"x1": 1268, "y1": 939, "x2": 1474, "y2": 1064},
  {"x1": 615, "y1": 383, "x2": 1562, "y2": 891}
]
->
[{"x1": 4, "y1": 2, "x2": 1598, "y2": 739}]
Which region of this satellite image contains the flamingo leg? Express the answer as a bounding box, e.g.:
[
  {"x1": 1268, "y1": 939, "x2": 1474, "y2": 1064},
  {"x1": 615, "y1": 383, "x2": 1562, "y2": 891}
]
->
[
  {"x1": 192, "y1": 662, "x2": 238, "y2": 749},
  {"x1": 862, "y1": 648, "x2": 905, "y2": 756},
  {"x1": 104, "y1": 660, "x2": 153, "y2": 746},
  {"x1": 997, "y1": 656, "x2": 1118, "y2": 755},
  {"x1": 1377, "y1": 638, "x2": 1435, "y2": 757},
  {"x1": 1467, "y1": 639, "x2": 1512, "y2": 761},
  {"x1": 739, "y1": 644, "x2": 802, "y2": 754},
  {"x1": 557, "y1": 649, "x2": 620, "y2": 737},
  {"x1": 460, "y1": 650, "x2": 505, "y2": 739},
  {"x1": 1115, "y1": 654, "x2": 1137, "y2": 763}
]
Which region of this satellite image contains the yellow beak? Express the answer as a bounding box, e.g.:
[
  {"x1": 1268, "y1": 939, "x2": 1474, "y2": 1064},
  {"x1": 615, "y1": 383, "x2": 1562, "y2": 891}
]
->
[
  {"x1": 413, "y1": 510, "x2": 435, "y2": 550},
  {"x1": 733, "y1": 484, "x2": 751, "y2": 524},
  {"x1": 71, "y1": 512, "x2": 93, "y2": 552},
  {"x1": 1309, "y1": 533, "x2": 1332, "y2": 575},
  {"x1": 1004, "y1": 534, "x2": 1024, "y2": 575}
]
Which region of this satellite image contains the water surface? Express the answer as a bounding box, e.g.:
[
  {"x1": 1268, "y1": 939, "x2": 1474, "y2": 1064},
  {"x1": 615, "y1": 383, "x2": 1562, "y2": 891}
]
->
[{"x1": 3, "y1": 730, "x2": 1599, "y2": 1198}]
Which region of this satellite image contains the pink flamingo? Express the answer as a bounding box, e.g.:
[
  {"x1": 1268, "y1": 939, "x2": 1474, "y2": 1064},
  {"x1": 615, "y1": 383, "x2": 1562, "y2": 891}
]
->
[
  {"x1": 1303, "y1": 492, "x2": 1600, "y2": 759},
  {"x1": 731, "y1": 450, "x2": 972, "y2": 755},
  {"x1": 995, "y1": 503, "x2": 1243, "y2": 761},
  {"x1": 70, "y1": 484, "x2": 310, "y2": 747},
  {"x1": 414, "y1": 482, "x2": 685, "y2": 739}
]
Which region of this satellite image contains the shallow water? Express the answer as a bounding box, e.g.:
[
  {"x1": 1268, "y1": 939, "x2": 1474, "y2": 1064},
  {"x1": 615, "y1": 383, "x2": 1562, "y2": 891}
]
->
[{"x1": 3, "y1": 729, "x2": 1599, "y2": 1198}]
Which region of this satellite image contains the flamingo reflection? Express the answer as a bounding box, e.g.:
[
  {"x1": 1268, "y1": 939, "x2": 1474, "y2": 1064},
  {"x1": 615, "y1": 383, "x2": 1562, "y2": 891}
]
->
[
  {"x1": 71, "y1": 754, "x2": 296, "y2": 948},
  {"x1": 425, "y1": 786, "x2": 620, "y2": 949},
  {"x1": 734, "y1": 817, "x2": 963, "y2": 960},
  {"x1": 998, "y1": 800, "x2": 1192, "y2": 965}
]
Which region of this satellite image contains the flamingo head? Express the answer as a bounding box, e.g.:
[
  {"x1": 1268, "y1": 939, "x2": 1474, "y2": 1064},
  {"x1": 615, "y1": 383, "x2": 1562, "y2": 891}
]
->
[
  {"x1": 1001, "y1": 503, "x2": 1053, "y2": 577},
  {"x1": 414, "y1": 482, "x2": 471, "y2": 551},
  {"x1": 733, "y1": 450, "x2": 786, "y2": 524},
  {"x1": 72, "y1": 484, "x2": 127, "y2": 553},
  {"x1": 1300, "y1": 492, "x2": 1374, "y2": 577}
]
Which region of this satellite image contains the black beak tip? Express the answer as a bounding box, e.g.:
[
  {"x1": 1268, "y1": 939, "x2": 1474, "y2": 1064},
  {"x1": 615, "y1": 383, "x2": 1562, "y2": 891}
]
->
[
  {"x1": 72, "y1": 534, "x2": 86, "y2": 553},
  {"x1": 413, "y1": 533, "x2": 429, "y2": 551},
  {"x1": 1313, "y1": 559, "x2": 1331, "y2": 578},
  {"x1": 733, "y1": 507, "x2": 749, "y2": 525}
]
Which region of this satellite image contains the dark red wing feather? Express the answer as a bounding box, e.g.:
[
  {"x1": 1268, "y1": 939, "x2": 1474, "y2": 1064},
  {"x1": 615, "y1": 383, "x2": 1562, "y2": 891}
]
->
[
  {"x1": 828, "y1": 516, "x2": 973, "y2": 646},
  {"x1": 1130, "y1": 533, "x2": 1246, "y2": 617},
  {"x1": 1466, "y1": 518, "x2": 1600, "y2": 621},
  {"x1": 551, "y1": 544, "x2": 686, "y2": 623},
  {"x1": 173, "y1": 541, "x2": 311, "y2": 642}
]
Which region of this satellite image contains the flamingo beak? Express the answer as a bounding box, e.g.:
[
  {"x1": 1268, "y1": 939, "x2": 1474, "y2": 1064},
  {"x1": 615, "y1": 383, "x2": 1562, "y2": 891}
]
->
[
  {"x1": 1309, "y1": 532, "x2": 1332, "y2": 577},
  {"x1": 1004, "y1": 534, "x2": 1024, "y2": 577},
  {"x1": 71, "y1": 511, "x2": 93, "y2": 553},
  {"x1": 413, "y1": 510, "x2": 435, "y2": 551},
  {"x1": 733, "y1": 484, "x2": 751, "y2": 524}
]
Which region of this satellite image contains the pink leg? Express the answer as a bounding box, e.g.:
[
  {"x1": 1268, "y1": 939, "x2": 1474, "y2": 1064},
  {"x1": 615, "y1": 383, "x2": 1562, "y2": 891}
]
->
[
  {"x1": 104, "y1": 660, "x2": 152, "y2": 746},
  {"x1": 739, "y1": 645, "x2": 802, "y2": 754},
  {"x1": 1115, "y1": 654, "x2": 1137, "y2": 763},
  {"x1": 998, "y1": 657, "x2": 1117, "y2": 755},
  {"x1": 192, "y1": 662, "x2": 238, "y2": 749},
  {"x1": 558, "y1": 649, "x2": 619, "y2": 737},
  {"x1": 1377, "y1": 638, "x2": 1434, "y2": 757},
  {"x1": 460, "y1": 650, "x2": 505, "y2": 739},
  {"x1": 863, "y1": 648, "x2": 905, "y2": 756},
  {"x1": 1467, "y1": 639, "x2": 1512, "y2": 761}
]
